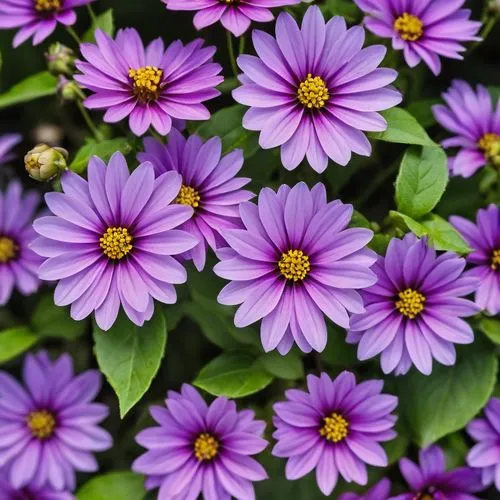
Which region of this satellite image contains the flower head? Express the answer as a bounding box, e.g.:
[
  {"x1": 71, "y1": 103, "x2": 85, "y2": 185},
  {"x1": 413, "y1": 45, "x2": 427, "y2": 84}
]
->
[
  {"x1": 75, "y1": 28, "x2": 223, "y2": 136},
  {"x1": 24, "y1": 143, "x2": 68, "y2": 182},
  {"x1": 272, "y1": 372, "x2": 398, "y2": 496},
  {"x1": 339, "y1": 478, "x2": 392, "y2": 500},
  {"x1": 0, "y1": 351, "x2": 112, "y2": 491},
  {"x1": 433, "y1": 80, "x2": 500, "y2": 177},
  {"x1": 138, "y1": 130, "x2": 253, "y2": 270},
  {"x1": 232, "y1": 6, "x2": 401, "y2": 173},
  {"x1": 0, "y1": 134, "x2": 22, "y2": 165},
  {"x1": 353, "y1": 0, "x2": 481, "y2": 75},
  {"x1": 32, "y1": 152, "x2": 198, "y2": 331},
  {"x1": 214, "y1": 182, "x2": 377, "y2": 354},
  {"x1": 347, "y1": 233, "x2": 480, "y2": 376},
  {"x1": 46, "y1": 42, "x2": 76, "y2": 77},
  {"x1": 132, "y1": 384, "x2": 268, "y2": 499}
]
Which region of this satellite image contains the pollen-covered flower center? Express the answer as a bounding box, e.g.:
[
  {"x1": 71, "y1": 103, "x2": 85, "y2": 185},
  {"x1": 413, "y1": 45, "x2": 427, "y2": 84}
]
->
[
  {"x1": 416, "y1": 491, "x2": 435, "y2": 500},
  {"x1": 478, "y1": 133, "x2": 500, "y2": 160},
  {"x1": 27, "y1": 410, "x2": 56, "y2": 439},
  {"x1": 395, "y1": 288, "x2": 426, "y2": 319},
  {"x1": 194, "y1": 433, "x2": 219, "y2": 461},
  {"x1": 220, "y1": 0, "x2": 237, "y2": 3},
  {"x1": 279, "y1": 250, "x2": 310, "y2": 281},
  {"x1": 394, "y1": 13, "x2": 424, "y2": 41},
  {"x1": 128, "y1": 66, "x2": 163, "y2": 103},
  {"x1": 0, "y1": 236, "x2": 17, "y2": 263},
  {"x1": 176, "y1": 185, "x2": 201, "y2": 208},
  {"x1": 319, "y1": 412, "x2": 349, "y2": 443},
  {"x1": 34, "y1": 0, "x2": 60, "y2": 12},
  {"x1": 491, "y1": 249, "x2": 500, "y2": 271},
  {"x1": 297, "y1": 74, "x2": 330, "y2": 109},
  {"x1": 100, "y1": 227, "x2": 133, "y2": 260}
]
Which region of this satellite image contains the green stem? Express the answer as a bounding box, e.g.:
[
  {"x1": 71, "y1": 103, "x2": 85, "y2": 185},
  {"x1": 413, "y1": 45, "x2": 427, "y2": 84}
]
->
[
  {"x1": 238, "y1": 35, "x2": 246, "y2": 55},
  {"x1": 226, "y1": 31, "x2": 238, "y2": 78},
  {"x1": 66, "y1": 26, "x2": 82, "y2": 45},
  {"x1": 77, "y1": 101, "x2": 103, "y2": 141},
  {"x1": 469, "y1": 14, "x2": 498, "y2": 55},
  {"x1": 353, "y1": 159, "x2": 399, "y2": 208},
  {"x1": 87, "y1": 4, "x2": 98, "y2": 24}
]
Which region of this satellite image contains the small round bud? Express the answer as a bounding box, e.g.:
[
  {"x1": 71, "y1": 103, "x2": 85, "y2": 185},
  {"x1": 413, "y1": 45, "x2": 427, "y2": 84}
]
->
[
  {"x1": 489, "y1": 0, "x2": 500, "y2": 15},
  {"x1": 24, "y1": 144, "x2": 69, "y2": 182},
  {"x1": 58, "y1": 77, "x2": 85, "y2": 102},
  {"x1": 45, "y1": 43, "x2": 75, "y2": 77}
]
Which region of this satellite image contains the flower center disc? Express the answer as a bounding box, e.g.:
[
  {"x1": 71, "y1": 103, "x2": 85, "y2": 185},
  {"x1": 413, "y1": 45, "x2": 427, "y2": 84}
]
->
[
  {"x1": 297, "y1": 74, "x2": 330, "y2": 109},
  {"x1": 0, "y1": 236, "x2": 17, "y2": 263},
  {"x1": 194, "y1": 433, "x2": 219, "y2": 461},
  {"x1": 100, "y1": 227, "x2": 133, "y2": 260},
  {"x1": 394, "y1": 13, "x2": 424, "y2": 41},
  {"x1": 478, "y1": 133, "x2": 500, "y2": 161},
  {"x1": 27, "y1": 410, "x2": 56, "y2": 439},
  {"x1": 395, "y1": 288, "x2": 426, "y2": 319},
  {"x1": 279, "y1": 249, "x2": 310, "y2": 281},
  {"x1": 34, "y1": 0, "x2": 60, "y2": 12},
  {"x1": 491, "y1": 249, "x2": 500, "y2": 271},
  {"x1": 319, "y1": 412, "x2": 349, "y2": 443},
  {"x1": 128, "y1": 66, "x2": 163, "y2": 103},
  {"x1": 176, "y1": 185, "x2": 201, "y2": 208}
]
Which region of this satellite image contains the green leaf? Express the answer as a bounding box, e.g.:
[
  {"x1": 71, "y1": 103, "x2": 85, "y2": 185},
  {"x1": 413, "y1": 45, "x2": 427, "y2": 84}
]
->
[
  {"x1": 396, "y1": 340, "x2": 498, "y2": 447},
  {"x1": 369, "y1": 108, "x2": 435, "y2": 146},
  {"x1": 369, "y1": 234, "x2": 391, "y2": 255},
  {"x1": 217, "y1": 77, "x2": 238, "y2": 94},
  {"x1": 322, "y1": 325, "x2": 360, "y2": 367},
  {"x1": 69, "y1": 138, "x2": 132, "y2": 174},
  {"x1": 93, "y1": 310, "x2": 167, "y2": 418},
  {"x1": 407, "y1": 98, "x2": 439, "y2": 129},
  {"x1": 194, "y1": 352, "x2": 273, "y2": 398},
  {"x1": 479, "y1": 317, "x2": 500, "y2": 344},
  {"x1": 83, "y1": 9, "x2": 115, "y2": 43},
  {"x1": 0, "y1": 72, "x2": 58, "y2": 110},
  {"x1": 0, "y1": 327, "x2": 38, "y2": 364},
  {"x1": 258, "y1": 350, "x2": 304, "y2": 380},
  {"x1": 396, "y1": 146, "x2": 449, "y2": 219},
  {"x1": 77, "y1": 472, "x2": 145, "y2": 500}
]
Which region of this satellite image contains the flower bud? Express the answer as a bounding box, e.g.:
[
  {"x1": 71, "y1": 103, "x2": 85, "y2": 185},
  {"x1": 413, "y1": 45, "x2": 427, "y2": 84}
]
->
[
  {"x1": 45, "y1": 43, "x2": 75, "y2": 77},
  {"x1": 24, "y1": 144, "x2": 68, "y2": 182},
  {"x1": 58, "y1": 76, "x2": 85, "y2": 102},
  {"x1": 489, "y1": 0, "x2": 500, "y2": 14}
]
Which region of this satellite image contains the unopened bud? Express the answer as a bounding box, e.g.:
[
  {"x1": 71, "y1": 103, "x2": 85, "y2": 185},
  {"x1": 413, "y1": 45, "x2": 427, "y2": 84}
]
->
[
  {"x1": 489, "y1": 0, "x2": 500, "y2": 14},
  {"x1": 24, "y1": 144, "x2": 68, "y2": 182},
  {"x1": 58, "y1": 77, "x2": 85, "y2": 101},
  {"x1": 45, "y1": 43, "x2": 75, "y2": 77}
]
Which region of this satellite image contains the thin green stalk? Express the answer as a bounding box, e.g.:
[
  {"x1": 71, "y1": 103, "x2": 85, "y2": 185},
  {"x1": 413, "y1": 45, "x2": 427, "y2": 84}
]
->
[
  {"x1": 77, "y1": 101, "x2": 103, "y2": 141},
  {"x1": 87, "y1": 4, "x2": 98, "y2": 24},
  {"x1": 226, "y1": 31, "x2": 238, "y2": 78},
  {"x1": 66, "y1": 26, "x2": 82, "y2": 45},
  {"x1": 238, "y1": 35, "x2": 246, "y2": 55},
  {"x1": 469, "y1": 14, "x2": 499, "y2": 55}
]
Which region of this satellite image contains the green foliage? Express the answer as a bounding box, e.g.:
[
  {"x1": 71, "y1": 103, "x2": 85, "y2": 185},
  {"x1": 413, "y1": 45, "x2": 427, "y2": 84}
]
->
[
  {"x1": 0, "y1": 327, "x2": 38, "y2": 364},
  {"x1": 77, "y1": 472, "x2": 145, "y2": 500},
  {"x1": 322, "y1": 324, "x2": 361, "y2": 367},
  {"x1": 83, "y1": 9, "x2": 115, "y2": 43},
  {"x1": 479, "y1": 317, "x2": 500, "y2": 344},
  {"x1": 407, "y1": 98, "x2": 439, "y2": 129},
  {"x1": 69, "y1": 138, "x2": 132, "y2": 174},
  {"x1": 0, "y1": 71, "x2": 58, "y2": 110},
  {"x1": 258, "y1": 350, "x2": 304, "y2": 380}
]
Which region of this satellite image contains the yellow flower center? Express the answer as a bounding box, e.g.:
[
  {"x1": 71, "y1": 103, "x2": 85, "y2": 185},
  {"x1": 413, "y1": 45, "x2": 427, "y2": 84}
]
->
[
  {"x1": 395, "y1": 288, "x2": 426, "y2": 319},
  {"x1": 0, "y1": 236, "x2": 17, "y2": 263},
  {"x1": 478, "y1": 133, "x2": 500, "y2": 161},
  {"x1": 279, "y1": 249, "x2": 310, "y2": 282},
  {"x1": 34, "y1": 0, "x2": 60, "y2": 12},
  {"x1": 220, "y1": 0, "x2": 236, "y2": 3},
  {"x1": 27, "y1": 410, "x2": 56, "y2": 439},
  {"x1": 491, "y1": 249, "x2": 500, "y2": 271},
  {"x1": 416, "y1": 493, "x2": 435, "y2": 500},
  {"x1": 128, "y1": 66, "x2": 163, "y2": 103},
  {"x1": 100, "y1": 227, "x2": 133, "y2": 260},
  {"x1": 297, "y1": 74, "x2": 330, "y2": 109},
  {"x1": 193, "y1": 433, "x2": 219, "y2": 461},
  {"x1": 175, "y1": 185, "x2": 201, "y2": 208},
  {"x1": 394, "y1": 13, "x2": 424, "y2": 41},
  {"x1": 319, "y1": 412, "x2": 349, "y2": 443}
]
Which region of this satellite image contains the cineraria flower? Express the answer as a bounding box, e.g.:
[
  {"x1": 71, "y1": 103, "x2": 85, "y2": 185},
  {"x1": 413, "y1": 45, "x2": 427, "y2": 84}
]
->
[
  {"x1": 132, "y1": 384, "x2": 268, "y2": 499},
  {"x1": 433, "y1": 80, "x2": 500, "y2": 177},
  {"x1": 339, "y1": 478, "x2": 392, "y2": 500},
  {"x1": 273, "y1": 372, "x2": 398, "y2": 496},
  {"x1": 232, "y1": 6, "x2": 401, "y2": 173},
  {"x1": 0, "y1": 469, "x2": 73, "y2": 500},
  {"x1": 163, "y1": 0, "x2": 300, "y2": 37},
  {"x1": 137, "y1": 129, "x2": 253, "y2": 271},
  {"x1": 391, "y1": 445, "x2": 483, "y2": 500},
  {"x1": 75, "y1": 28, "x2": 223, "y2": 136},
  {"x1": 0, "y1": 181, "x2": 42, "y2": 305},
  {"x1": 32, "y1": 152, "x2": 198, "y2": 330},
  {"x1": 214, "y1": 182, "x2": 377, "y2": 354},
  {"x1": 0, "y1": 351, "x2": 112, "y2": 491},
  {"x1": 353, "y1": 0, "x2": 481, "y2": 76},
  {"x1": 347, "y1": 233, "x2": 480, "y2": 376},
  {"x1": 0, "y1": 134, "x2": 22, "y2": 165},
  {"x1": 0, "y1": 0, "x2": 94, "y2": 47}
]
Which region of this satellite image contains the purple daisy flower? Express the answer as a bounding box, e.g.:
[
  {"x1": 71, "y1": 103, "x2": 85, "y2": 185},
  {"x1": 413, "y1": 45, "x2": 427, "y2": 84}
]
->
[
  {"x1": 0, "y1": 350, "x2": 112, "y2": 491},
  {"x1": 432, "y1": 80, "x2": 500, "y2": 178},
  {"x1": 272, "y1": 372, "x2": 398, "y2": 496},
  {"x1": 347, "y1": 233, "x2": 480, "y2": 376},
  {"x1": 232, "y1": 6, "x2": 401, "y2": 173},
  {"x1": 214, "y1": 182, "x2": 377, "y2": 354},
  {"x1": 0, "y1": 0, "x2": 94, "y2": 48},
  {"x1": 137, "y1": 129, "x2": 253, "y2": 271},
  {"x1": 74, "y1": 28, "x2": 223, "y2": 136},
  {"x1": 0, "y1": 181, "x2": 42, "y2": 305},
  {"x1": 353, "y1": 0, "x2": 481, "y2": 76},
  {"x1": 32, "y1": 152, "x2": 198, "y2": 331},
  {"x1": 339, "y1": 478, "x2": 392, "y2": 500},
  {"x1": 391, "y1": 445, "x2": 483, "y2": 500},
  {"x1": 163, "y1": 0, "x2": 300, "y2": 37},
  {"x1": 132, "y1": 384, "x2": 268, "y2": 500},
  {"x1": 0, "y1": 134, "x2": 22, "y2": 165}
]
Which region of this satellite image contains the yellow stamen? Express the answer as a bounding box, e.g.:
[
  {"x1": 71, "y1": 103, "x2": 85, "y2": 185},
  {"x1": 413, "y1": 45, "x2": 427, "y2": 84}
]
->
[
  {"x1": 478, "y1": 133, "x2": 500, "y2": 161},
  {"x1": 297, "y1": 74, "x2": 330, "y2": 109},
  {"x1": 27, "y1": 410, "x2": 56, "y2": 439},
  {"x1": 100, "y1": 227, "x2": 133, "y2": 260},
  {"x1": 34, "y1": 0, "x2": 60, "y2": 12},
  {"x1": 319, "y1": 413, "x2": 349, "y2": 443},
  {"x1": 491, "y1": 249, "x2": 500, "y2": 271},
  {"x1": 194, "y1": 433, "x2": 219, "y2": 461},
  {"x1": 279, "y1": 250, "x2": 310, "y2": 282},
  {"x1": 0, "y1": 236, "x2": 17, "y2": 263},
  {"x1": 395, "y1": 288, "x2": 426, "y2": 319},
  {"x1": 128, "y1": 66, "x2": 163, "y2": 103},
  {"x1": 175, "y1": 185, "x2": 201, "y2": 208},
  {"x1": 394, "y1": 13, "x2": 424, "y2": 41}
]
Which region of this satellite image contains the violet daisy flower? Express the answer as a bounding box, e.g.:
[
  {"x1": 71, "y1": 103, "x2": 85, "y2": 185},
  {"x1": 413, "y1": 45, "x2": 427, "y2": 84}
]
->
[
  {"x1": 214, "y1": 182, "x2": 377, "y2": 354},
  {"x1": 0, "y1": 0, "x2": 94, "y2": 48},
  {"x1": 272, "y1": 372, "x2": 398, "y2": 496},
  {"x1": 32, "y1": 152, "x2": 198, "y2": 331},
  {"x1": 467, "y1": 397, "x2": 500, "y2": 491},
  {"x1": 0, "y1": 181, "x2": 42, "y2": 305},
  {"x1": 347, "y1": 233, "x2": 480, "y2": 376},
  {"x1": 132, "y1": 384, "x2": 268, "y2": 500},
  {"x1": 137, "y1": 129, "x2": 253, "y2": 271},
  {"x1": 433, "y1": 80, "x2": 500, "y2": 178},
  {"x1": 391, "y1": 445, "x2": 483, "y2": 500},
  {"x1": 74, "y1": 28, "x2": 223, "y2": 136},
  {"x1": 0, "y1": 134, "x2": 22, "y2": 165},
  {"x1": 0, "y1": 350, "x2": 112, "y2": 491},
  {"x1": 163, "y1": 0, "x2": 300, "y2": 37},
  {"x1": 353, "y1": 0, "x2": 481, "y2": 76},
  {"x1": 232, "y1": 6, "x2": 401, "y2": 173},
  {"x1": 339, "y1": 478, "x2": 392, "y2": 500}
]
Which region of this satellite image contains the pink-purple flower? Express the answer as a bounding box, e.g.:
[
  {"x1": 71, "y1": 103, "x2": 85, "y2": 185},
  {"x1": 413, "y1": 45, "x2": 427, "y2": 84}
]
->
[
  {"x1": 32, "y1": 152, "x2": 198, "y2": 331},
  {"x1": 132, "y1": 384, "x2": 268, "y2": 500},
  {"x1": 347, "y1": 234, "x2": 480, "y2": 376},
  {"x1": 353, "y1": 0, "x2": 481, "y2": 75},
  {"x1": 232, "y1": 6, "x2": 401, "y2": 173},
  {"x1": 137, "y1": 129, "x2": 253, "y2": 271},
  {"x1": 75, "y1": 28, "x2": 223, "y2": 136},
  {"x1": 214, "y1": 182, "x2": 377, "y2": 354},
  {"x1": 272, "y1": 372, "x2": 398, "y2": 496},
  {"x1": 0, "y1": 134, "x2": 22, "y2": 165},
  {"x1": 0, "y1": 351, "x2": 112, "y2": 491},
  {"x1": 433, "y1": 80, "x2": 500, "y2": 178},
  {"x1": 339, "y1": 478, "x2": 392, "y2": 500},
  {"x1": 0, "y1": 468, "x2": 73, "y2": 499}
]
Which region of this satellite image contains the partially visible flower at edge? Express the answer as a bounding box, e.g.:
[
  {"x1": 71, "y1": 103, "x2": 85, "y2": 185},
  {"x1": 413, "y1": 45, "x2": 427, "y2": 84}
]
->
[
  {"x1": 0, "y1": 134, "x2": 22, "y2": 165},
  {"x1": 339, "y1": 478, "x2": 392, "y2": 500}
]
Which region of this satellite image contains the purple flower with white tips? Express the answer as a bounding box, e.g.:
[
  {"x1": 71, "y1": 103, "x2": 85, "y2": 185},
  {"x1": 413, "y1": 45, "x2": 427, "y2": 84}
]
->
[
  {"x1": 0, "y1": 134, "x2": 22, "y2": 165},
  {"x1": 339, "y1": 478, "x2": 392, "y2": 500}
]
